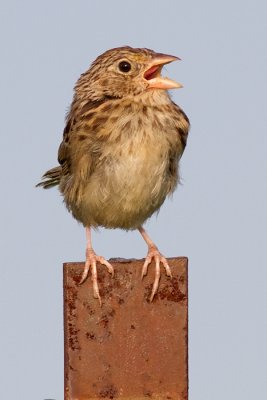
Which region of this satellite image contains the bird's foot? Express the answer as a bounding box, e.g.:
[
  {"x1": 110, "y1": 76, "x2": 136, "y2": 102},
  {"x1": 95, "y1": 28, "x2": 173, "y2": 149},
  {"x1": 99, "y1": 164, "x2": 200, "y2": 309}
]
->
[
  {"x1": 79, "y1": 248, "x2": 114, "y2": 306},
  {"x1": 141, "y1": 246, "x2": 172, "y2": 302}
]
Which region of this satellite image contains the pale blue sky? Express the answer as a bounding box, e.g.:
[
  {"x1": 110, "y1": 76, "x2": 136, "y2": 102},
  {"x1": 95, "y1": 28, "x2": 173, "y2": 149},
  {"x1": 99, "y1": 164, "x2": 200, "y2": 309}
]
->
[{"x1": 1, "y1": 1, "x2": 267, "y2": 399}]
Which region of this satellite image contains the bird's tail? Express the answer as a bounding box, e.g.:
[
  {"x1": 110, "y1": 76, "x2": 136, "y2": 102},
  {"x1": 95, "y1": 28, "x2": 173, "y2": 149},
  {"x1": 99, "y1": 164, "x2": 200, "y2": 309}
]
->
[{"x1": 36, "y1": 166, "x2": 62, "y2": 189}]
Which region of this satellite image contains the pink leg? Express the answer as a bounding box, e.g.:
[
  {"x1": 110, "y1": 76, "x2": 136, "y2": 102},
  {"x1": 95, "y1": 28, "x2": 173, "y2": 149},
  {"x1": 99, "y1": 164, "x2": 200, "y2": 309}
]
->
[
  {"x1": 79, "y1": 227, "x2": 114, "y2": 306},
  {"x1": 138, "y1": 226, "x2": 172, "y2": 302}
]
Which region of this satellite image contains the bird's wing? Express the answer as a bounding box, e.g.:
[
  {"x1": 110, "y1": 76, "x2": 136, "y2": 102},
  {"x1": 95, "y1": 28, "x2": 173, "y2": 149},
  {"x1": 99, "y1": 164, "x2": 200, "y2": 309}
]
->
[
  {"x1": 58, "y1": 118, "x2": 73, "y2": 176},
  {"x1": 57, "y1": 113, "x2": 100, "y2": 207},
  {"x1": 174, "y1": 104, "x2": 190, "y2": 157},
  {"x1": 58, "y1": 99, "x2": 109, "y2": 182},
  {"x1": 165, "y1": 103, "x2": 190, "y2": 195}
]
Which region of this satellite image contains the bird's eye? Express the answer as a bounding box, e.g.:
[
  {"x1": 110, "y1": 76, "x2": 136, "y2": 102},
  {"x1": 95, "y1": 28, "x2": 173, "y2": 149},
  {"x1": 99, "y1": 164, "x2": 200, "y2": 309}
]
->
[{"x1": 118, "y1": 61, "x2": 131, "y2": 73}]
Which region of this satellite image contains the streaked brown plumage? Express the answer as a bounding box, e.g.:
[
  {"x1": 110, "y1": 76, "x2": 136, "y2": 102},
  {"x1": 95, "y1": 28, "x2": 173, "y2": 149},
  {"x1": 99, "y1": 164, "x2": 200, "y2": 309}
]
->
[{"x1": 37, "y1": 46, "x2": 190, "y2": 304}]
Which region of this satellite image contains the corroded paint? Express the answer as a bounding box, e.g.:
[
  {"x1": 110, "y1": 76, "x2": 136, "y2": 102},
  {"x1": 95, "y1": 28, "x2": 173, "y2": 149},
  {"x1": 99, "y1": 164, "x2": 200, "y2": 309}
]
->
[{"x1": 64, "y1": 258, "x2": 188, "y2": 400}]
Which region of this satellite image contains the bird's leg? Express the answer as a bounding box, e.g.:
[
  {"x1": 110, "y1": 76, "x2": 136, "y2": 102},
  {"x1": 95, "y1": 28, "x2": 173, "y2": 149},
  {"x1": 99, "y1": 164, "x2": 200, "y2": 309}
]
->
[
  {"x1": 138, "y1": 226, "x2": 172, "y2": 302},
  {"x1": 79, "y1": 226, "x2": 114, "y2": 305}
]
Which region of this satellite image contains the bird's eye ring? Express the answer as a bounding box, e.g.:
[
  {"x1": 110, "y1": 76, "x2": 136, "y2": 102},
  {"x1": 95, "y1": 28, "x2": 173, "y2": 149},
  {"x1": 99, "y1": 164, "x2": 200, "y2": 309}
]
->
[{"x1": 118, "y1": 61, "x2": 131, "y2": 73}]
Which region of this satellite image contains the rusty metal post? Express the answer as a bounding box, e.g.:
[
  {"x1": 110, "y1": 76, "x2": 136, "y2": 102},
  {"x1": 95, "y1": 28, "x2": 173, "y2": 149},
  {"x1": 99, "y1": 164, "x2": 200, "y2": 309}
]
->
[{"x1": 64, "y1": 257, "x2": 188, "y2": 400}]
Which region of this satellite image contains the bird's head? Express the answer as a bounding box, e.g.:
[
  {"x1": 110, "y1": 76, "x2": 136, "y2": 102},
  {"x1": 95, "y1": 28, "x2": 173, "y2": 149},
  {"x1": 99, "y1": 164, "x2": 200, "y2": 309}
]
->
[{"x1": 75, "y1": 46, "x2": 182, "y2": 101}]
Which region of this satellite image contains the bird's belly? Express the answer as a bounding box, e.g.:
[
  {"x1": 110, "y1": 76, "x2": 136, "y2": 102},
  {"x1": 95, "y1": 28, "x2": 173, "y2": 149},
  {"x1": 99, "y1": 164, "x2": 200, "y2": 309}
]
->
[{"x1": 79, "y1": 141, "x2": 173, "y2": 229}]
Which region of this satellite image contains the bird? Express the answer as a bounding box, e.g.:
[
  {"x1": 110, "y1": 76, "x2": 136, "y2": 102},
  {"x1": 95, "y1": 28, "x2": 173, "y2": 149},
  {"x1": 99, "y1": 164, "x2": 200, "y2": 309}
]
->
[{"x1": 37, "y1": 46, "x2": 190, "y2": 304}]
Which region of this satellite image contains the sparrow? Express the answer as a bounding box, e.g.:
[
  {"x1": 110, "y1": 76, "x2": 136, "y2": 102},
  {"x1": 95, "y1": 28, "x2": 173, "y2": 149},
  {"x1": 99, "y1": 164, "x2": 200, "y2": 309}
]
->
[{"x1": 37, "y1": 46, "x2": 190, "y2": 304}]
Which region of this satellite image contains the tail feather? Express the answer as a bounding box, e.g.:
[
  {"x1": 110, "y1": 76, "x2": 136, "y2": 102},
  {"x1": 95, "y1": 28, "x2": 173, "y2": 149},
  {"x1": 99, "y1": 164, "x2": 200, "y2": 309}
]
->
[{"x1": 36, "y1": 166, "x2": 62, "y2": 189}]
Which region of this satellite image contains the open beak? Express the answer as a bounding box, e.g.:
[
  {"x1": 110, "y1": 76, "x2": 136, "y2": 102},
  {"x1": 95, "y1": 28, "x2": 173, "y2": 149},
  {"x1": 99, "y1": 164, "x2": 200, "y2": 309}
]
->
[{"x1": 144, "y1": 53, "x2": 183, "y2": 90}]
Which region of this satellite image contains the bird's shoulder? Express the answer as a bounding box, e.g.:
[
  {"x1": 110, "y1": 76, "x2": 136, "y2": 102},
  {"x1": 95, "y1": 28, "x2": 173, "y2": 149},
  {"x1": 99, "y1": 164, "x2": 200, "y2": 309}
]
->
[
  {"x1": 169, "y1": 100, "x2": 190, "y2": 154},
  {"x1": 58, "y1": 98, "x2": 115, "y2": 175}
]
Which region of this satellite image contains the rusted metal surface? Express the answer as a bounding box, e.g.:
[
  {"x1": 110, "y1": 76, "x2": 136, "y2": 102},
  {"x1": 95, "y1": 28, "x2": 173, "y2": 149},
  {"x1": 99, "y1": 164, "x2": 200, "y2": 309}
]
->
[{"x1": 64, "y1": 257, "x2": 188, "y2": 400}]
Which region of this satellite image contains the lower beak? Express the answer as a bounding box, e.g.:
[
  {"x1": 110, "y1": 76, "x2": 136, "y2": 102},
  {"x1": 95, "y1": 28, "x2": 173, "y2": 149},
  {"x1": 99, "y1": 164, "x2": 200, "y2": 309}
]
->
[{"x1": 144, "y1": 53, "x2": 183, "y2": 90}]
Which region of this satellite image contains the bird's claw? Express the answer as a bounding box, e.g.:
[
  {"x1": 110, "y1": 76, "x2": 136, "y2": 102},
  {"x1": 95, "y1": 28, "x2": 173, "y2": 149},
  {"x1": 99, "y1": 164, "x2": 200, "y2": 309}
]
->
[
  {"x1": 79, "y1": 249, "x2": 114, "y2": 306},
  {"x1": 141, "y1": 246, "x2": 172, "y2": 302}
]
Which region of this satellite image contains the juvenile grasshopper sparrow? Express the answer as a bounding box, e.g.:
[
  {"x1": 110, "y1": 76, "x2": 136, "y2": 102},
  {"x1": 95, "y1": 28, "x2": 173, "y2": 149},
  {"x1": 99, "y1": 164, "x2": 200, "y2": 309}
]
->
[{"x1": 37, "y1": 46, "x2": 190, "y2": 304}]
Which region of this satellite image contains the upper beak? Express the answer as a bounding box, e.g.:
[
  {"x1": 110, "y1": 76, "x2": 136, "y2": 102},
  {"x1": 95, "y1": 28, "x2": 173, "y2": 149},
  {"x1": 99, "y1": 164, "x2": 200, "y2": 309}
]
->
[{"x1": 144, "y1": 53, "x2": 183, "y2": 90}]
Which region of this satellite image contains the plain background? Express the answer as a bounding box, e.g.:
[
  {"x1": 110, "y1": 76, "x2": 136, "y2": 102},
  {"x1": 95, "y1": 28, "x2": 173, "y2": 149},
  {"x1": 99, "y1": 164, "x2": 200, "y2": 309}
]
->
[{"x1": 1, "y1": 1, "x2": 266, "y2": 399}]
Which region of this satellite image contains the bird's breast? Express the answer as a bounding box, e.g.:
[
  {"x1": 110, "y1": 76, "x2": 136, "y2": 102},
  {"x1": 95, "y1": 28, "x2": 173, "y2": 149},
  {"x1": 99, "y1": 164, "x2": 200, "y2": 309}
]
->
[
  {"x1": 70, "y1": 92, "x2": 187, "y2": 229},
  {"x1": 78, "y1": 118, "x2": 178, "y2": 229}
]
